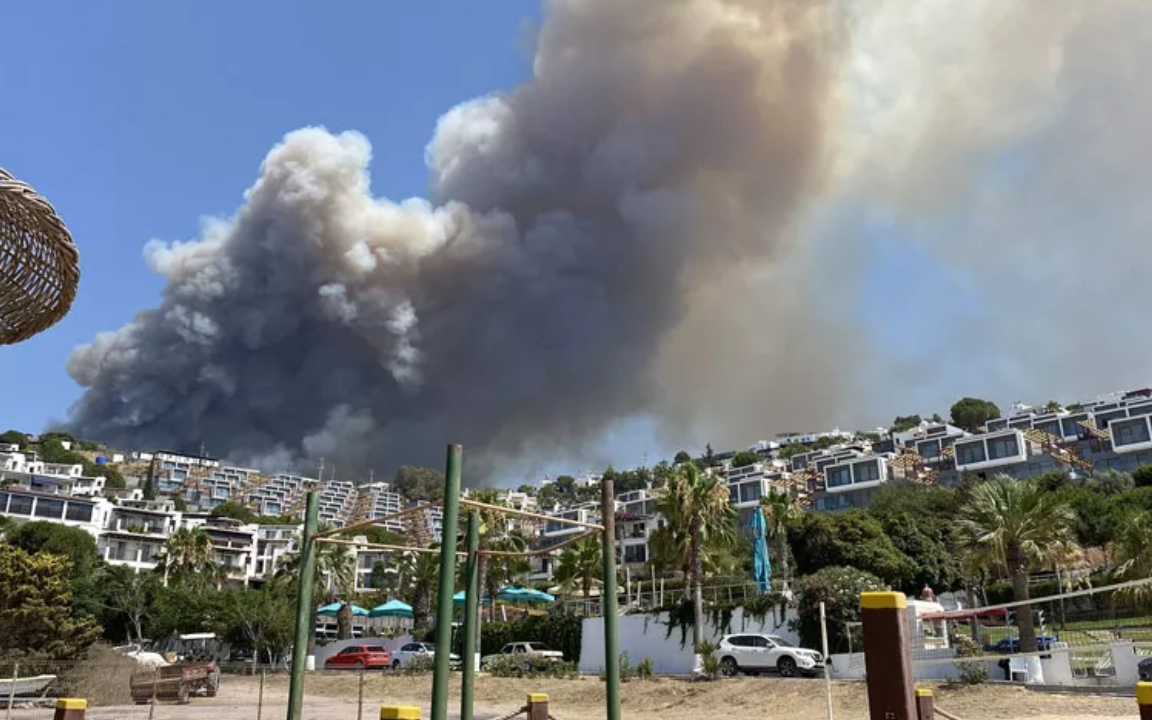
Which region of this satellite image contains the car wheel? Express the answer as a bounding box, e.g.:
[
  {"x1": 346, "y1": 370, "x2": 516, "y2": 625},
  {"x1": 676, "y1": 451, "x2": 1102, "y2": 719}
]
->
[
  {"x1": 777, "y1": 656, "x2": 797, "y2": 678},
  {"x1": 392, "y1": 660, "x2": 401, "y2": 670},
  {"x1": 720, "y1": 657, "x2": 739, "y2": 677},
  {"x1": 356, "y1": 660, "x2": 365, "y2": 671}
]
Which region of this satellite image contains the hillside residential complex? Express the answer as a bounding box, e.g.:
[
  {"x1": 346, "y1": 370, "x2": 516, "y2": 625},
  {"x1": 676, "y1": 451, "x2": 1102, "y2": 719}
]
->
[{"x1": 4, "y1": 386, "x2": 1152, "y2": 588}]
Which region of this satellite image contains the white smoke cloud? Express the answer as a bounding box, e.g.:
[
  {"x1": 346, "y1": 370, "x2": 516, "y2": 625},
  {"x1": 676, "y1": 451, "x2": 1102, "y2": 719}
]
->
[{"x1": 65, "y1": 0, "x2": 1152, "y2": 477}]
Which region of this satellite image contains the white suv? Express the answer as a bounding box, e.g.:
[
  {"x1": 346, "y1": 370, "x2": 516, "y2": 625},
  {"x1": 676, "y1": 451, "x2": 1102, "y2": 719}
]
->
[
  {"x1": 716, "y1": 634, "x2": 824, "y2": 678},
  {"x1": 391, "y1": 642, "x2": 461, "y2": 670}
]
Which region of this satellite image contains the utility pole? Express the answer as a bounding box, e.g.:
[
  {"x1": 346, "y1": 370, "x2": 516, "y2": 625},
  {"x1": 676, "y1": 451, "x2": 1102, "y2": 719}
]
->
[
  {"x1": 286, "y1": 491, "x2": 320, "y2": 720},
  {"x1": 431, "y1": 446, "x2": 462, "y2": 720}
]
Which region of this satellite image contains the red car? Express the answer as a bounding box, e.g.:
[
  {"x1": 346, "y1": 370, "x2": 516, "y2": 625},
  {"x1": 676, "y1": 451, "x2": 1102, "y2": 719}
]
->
[{"x1": 324, "y1": 645, "x2": 392, "y2": 670}]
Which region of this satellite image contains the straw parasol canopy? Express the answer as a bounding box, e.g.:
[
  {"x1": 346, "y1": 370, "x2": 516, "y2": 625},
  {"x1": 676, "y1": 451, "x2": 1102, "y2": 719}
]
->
[{"x1": 0, "y1": 167, "x2": 80, "y2": 345}]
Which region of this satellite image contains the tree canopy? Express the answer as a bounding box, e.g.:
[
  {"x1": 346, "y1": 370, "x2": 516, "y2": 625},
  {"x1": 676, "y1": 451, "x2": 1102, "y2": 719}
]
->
[
  {"x1": 0, "y1": 543, "x2": 100, "y2": 661},
  {"x1": 949, "y1": 397, "x2": 1002, "y2": 432},
  {"x1": 730, "y1": 451, "x2": 760, "y2": 468},
  {"x1": 393, "y1": 466, "x2": 445, "y2": 503}
]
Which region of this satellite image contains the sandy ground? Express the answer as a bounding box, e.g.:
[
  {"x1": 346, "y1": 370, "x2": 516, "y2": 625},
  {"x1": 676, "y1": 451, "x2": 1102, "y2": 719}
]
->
[{"x1": 13, "y1": 673, "x2": 1143, "y2": 720}]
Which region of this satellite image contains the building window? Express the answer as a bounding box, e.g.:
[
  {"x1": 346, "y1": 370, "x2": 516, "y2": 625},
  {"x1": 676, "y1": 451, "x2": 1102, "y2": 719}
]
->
[
  {"x1": 853, "y1": 461, "x2": 881, "y2": 483},
  {"x1": 66, "y1": 503, "x2": 94, "y2": 522},
  {"x1": 956, "y1": 442, "x2": 987, "y2": 466},
  {"x1": 1061, "y1": 416, "x2": 1085, "y2": 437},
  {"x1": 7, "y1": 495, "x2": 33, "y2": 516},
  {"x1": 917, "y1": 441, "x2": 940, "y2": 459},
  {"x1": 34, "y1": 499, "x2": 65, "y2": 519},
  {"x1": 826, "y1": 466, "x2": 852, "y2": 488},
  {"x1": 739, "y1": 482, "x2": 763, "y2": 504},
  {"x1": 1114, "y1": 419, "x2": 1152, "y2": 447},
  {"x1": 1129, "y1": 405, "x2": 1152, "y2": 419},
  {"x1": 987, "y1": 436, "x2": 1020, "y2": 460},
  {"x1": 729, "y1": 486, "x2": 739, "y2": 503},
  {"x1": 623, "y1": 545, "x2": 647, "y2": 564},
  {"x1": 1033, "y1": 421, "x2": 1060, "y2": 437}
]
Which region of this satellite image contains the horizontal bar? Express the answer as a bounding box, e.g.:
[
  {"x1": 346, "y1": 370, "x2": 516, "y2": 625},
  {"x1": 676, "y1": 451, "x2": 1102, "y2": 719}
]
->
[
  {"x1": 313, "y1": 537, "x2": 466, "y2": 557},
  {"x1": 480, "y1": 529, "x2": 599, "y2": 558},
  {"x1": 460, "y1": 498, "x2": 604, "y2": 530}
]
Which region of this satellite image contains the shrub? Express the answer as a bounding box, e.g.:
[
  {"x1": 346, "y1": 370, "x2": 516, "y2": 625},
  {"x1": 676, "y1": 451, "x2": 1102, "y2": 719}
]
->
[
  {"x1": 791, "y1": 566, "x2": 887, "y2": 652},
  {"x1": 950, "y1": 634, "x2": 988, "y2": 685},
  {"x1": 401, "y1": 655, "x2": 434, "y2": 675},
  {"x1": 484, "y1": 654, "x2": 577, "y2": 679},
  {"x1": 695, "y1": 640, "x2": 721, "y2": 681},
  {"x1": 635, "y1": 657, "x2": 654, "y2": 680}
]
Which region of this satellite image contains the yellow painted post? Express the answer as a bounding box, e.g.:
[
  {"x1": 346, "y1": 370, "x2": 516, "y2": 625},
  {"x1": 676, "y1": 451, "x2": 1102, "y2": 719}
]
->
[
  {"x1": 53, "y1": 699, "x2": 87, "y2": 720},
  {"x1": 381, "y1": 707, "x2": 421, "y2": 720},
  {"x1": 527, "y1": 694, "x2": 549, "y2": 720},
  {"x1": 1137, "y1": 682, "x2": 1152, "y2": 720},
  {"x1": 860, "y1": 592, "x2": 916, "y2": 720},
  {"x1": 915, "y1": 688, "x2": 934, "y2": 720}
]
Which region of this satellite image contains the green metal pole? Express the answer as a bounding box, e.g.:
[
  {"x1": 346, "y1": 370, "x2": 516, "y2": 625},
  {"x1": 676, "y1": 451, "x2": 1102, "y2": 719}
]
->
[
  {"x1": 431, "y1": 445, "x2": 463, "y2": 720},
  {"x1": 601, "y1": 477, "x2": 621, "y2": 720},
  {"x1": 461, "y1": 510, "x2": 480, "y2": 720},
  {"x1": 287, "y1": 490, "x2": 320, "y2": 720}
]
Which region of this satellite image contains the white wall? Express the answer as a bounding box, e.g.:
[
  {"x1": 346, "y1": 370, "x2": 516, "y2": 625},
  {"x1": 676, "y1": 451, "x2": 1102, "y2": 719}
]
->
[{"x1": 579, "y1": 607, "x2": 801, "y2": 676}]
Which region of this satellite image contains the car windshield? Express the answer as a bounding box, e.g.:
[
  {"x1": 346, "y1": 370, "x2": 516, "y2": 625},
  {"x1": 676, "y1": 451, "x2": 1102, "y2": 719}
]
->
[
  {"x1": 421, "y1": 644, "x2": 435, "y2": 651},
  {"x1": 366, "y1": 646, "x2": 387, "y2": 653},
  {"x1": 527, "y1": 643, "x2": 548, "y2": 651},
  {"x1": 768, "y1": 637, "x2": 795, "y2": 648}
]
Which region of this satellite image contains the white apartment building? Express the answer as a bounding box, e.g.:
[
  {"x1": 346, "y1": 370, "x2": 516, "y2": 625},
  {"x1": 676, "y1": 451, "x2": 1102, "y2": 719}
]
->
[
  {"x1": 100, "y1": 503, "x2": 180, "y2": 572},
  {"x1": 0, "y1": 487, "x2": 111, "y2": 537},
  {"x1": 253, "y1": 524, "x2": 301, "y2": 581}
]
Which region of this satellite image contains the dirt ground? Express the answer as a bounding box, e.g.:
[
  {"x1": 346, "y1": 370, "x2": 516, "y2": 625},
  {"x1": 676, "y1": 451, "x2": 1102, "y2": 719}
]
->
[{"x1": 104, "y1": 673, "x2": 1141, "y2": 720}]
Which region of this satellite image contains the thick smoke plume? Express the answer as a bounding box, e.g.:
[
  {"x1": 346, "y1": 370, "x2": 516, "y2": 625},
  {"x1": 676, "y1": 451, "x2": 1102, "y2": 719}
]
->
[
  {"x1": 67, "y1": 0, "x2": 1152, "y2": 477},
  {"x1": 67, "y1": 0, "x2": 843, "y2": 476}
]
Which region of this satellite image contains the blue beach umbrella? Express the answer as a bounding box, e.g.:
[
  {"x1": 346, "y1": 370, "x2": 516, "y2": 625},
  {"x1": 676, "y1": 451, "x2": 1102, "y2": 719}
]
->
[
  {"x1": 751, "y1": 508, "x2": 772, "y2": 594},
  {"x1": 316, "y1": 601, "x2": 369, "y2": 617},
  {"x1": 368, "y1": 599, "x2": 414, "y2": 619}
]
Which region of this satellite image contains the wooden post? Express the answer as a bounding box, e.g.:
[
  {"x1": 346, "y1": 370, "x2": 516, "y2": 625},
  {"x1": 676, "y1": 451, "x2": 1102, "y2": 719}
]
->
[
  {"x1": 527, "y1": 694, "x2": 549, "y2": 720},
  {"x1": 915, "y1": 689, "x2": 934, "y2": 720},
  {"x1": 53, "y1": 699, "x2": 87, "y2": 720},
  {"x1": 1138, "y1": 682, "x2": 1152, "y2": 720},
  {"x1": 860, "y1": 592, "x2": 917, "y2": 720}
]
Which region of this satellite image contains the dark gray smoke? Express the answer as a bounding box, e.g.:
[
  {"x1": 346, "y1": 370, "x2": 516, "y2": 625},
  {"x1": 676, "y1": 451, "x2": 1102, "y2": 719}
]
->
[
  {"x1": 68, "y1": 0, "x2": 1152, "y2": 476},
  {"x1": 66, "y1": 0, "x2": 844, "y2": 476}
]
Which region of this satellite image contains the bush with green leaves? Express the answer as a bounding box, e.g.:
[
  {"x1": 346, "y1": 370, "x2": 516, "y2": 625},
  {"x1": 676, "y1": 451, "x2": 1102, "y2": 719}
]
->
[
  {"x1": 635, "y1": 657, "x2": 654, "y2": 680},
  {"x1": 950, "y1": 634, "x2": 988, "y2": 685},
  {"x1": 484, "y1": 654, "x2": 576, "y2": 679},
  {"x1": 401, "y1": 654, "x2": 435, "y2": 675},
  {"x1": 791, "y1": 566, "x2": 887, "y2": 653},
  {"x1": 695, "y1": 640, "x2": 721, "y2": 681}
]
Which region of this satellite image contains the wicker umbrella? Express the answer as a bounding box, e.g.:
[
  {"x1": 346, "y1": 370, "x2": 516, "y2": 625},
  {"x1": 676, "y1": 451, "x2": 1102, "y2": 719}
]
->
[{"x1": 0, "y1": 167, "x2": 80, "y2": 345}]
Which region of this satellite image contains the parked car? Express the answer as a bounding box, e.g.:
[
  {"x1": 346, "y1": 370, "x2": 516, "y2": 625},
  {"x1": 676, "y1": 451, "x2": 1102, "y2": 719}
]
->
[
  {"x1": 391, "y1": 643, "x2": 461, "y2": 670},
  {"x1": 984, "y1": 636, "x2": 1056, "y2": 654},
  {"x1": 324, "y1": 645, "x2": 392, "y2": 670},
  {"x1": 716, "y1": 634, "x2": 824, "y2": 678},
  {"x1": 480, "y1": 642, "x2": 564, "y2": 669}
]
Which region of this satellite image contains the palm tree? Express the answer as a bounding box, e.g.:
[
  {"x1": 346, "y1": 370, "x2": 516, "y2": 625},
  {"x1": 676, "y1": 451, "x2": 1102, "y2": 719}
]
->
[
  {"x1": 155, "y1": 527, "x2": 215, "y2": 587},
  {"x1": 1112, "y1": 510, "x2": 1152, "y2": 608},
  {"x1": 274, "y1": 525, "x2": 356, "y2": 647},
  {"x1": 760, "y1": 489, "x2": 802, "y2": 589},
  {"x1": 656, "y1": 463, "x2": 735, "y2": 650},
  {"x1": 554, "y1": 536, "x2": 603, "y2": 599},
  {"x1": 957, "y1": 476, "x2": 1077, "y2": 652}
]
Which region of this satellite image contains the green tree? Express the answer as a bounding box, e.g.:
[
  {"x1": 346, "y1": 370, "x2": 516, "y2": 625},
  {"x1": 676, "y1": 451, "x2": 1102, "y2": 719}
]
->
[
  {"x1": 890, "y1": 415, "x2": 923, "y2": 434},
  {"x1": 760, "y1": 490, "x2": 801, "y2": 587},
  {"x1": 0, "y1": 543, "x2": 100, "y2": 661},
  {"x1": 0, "y1": 516, "x2": 11, "y2": 540},
  {"x1": 274, "y1": 525, "x2": 356, "y2": 649},
  {"x1": 393, "y1": 466, "x2": 445, "y2": 503},
  {"x1": 553, "y1": 536, "x2": 602, "y2": 598},
  {"x1": 213, "y1": 588, "x2": 295, "y2": 667},
  {"x1": 155, "y1": 527, "x2": 217, "y2": 588},
  {"x1": 957, "y1": 476, "x2": 1077, "y2": 653},
  {"x1": 793, "y1": 566, "x2": 887, "y2": 652},
  {"x1": 0, "y1": 430, "x2": 29, "y2": 447},
  {"x1": 656, "y1": 464, "x2": 734, "y2": 650},
  {"x1": 1044, "y1": 400, "x2": 1063, "y2": 413},
  {"x1": 94, "y1": 564, "x2": 157, "y2": 643},
  {"x1": 1113, "y1": 511, "x2": 1152, "y2": 607},
  {"x1": 173, "y1": 496, "x2": 189, "y2": 512},
  {"x1": 789, "y1": 511, "x2": 914, "y2": 588},
  {"x1": 673, "y1": 451, "x2": 692, "y2": 465},
  {"x1": 1132, "y1": 464, "x2": 1152, "y2": 489},
  {"x1": 142, "y1": 475, "x2": 157, "y2": 501},
  {"x1": 731, "y1": 451, "x2": 760, "y2": 469},
  {"x1": 949, "y1": 397, "x2": 1002, "y2": 433},
  {"x1": 210, "y1": 501, "x2": 258, "y2": 524},
  {"x1": 5, "y1": 521, "x2": 100, "y2": 581}
]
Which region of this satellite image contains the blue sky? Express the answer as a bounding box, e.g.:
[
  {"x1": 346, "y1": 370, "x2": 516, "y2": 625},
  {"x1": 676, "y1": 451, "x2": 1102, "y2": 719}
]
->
[{"x1": 0, "y1": 0, "x2": 540, "y2": 435}]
